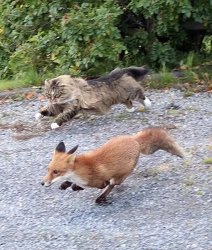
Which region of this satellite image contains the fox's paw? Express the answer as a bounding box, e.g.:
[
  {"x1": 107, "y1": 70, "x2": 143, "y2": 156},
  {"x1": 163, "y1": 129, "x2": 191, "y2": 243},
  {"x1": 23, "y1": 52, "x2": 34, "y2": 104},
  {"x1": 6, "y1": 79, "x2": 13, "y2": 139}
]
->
[
  {"x1": 59, "y1": 181, "x2": 72, "y2": 190},
  {"x1": 72, "y1": 184, "x2": 84, "y2": 191},
  {"x1": 35, "y1": 112, "x2": 43, "y2": 120},
  {"x1": 51, "y1": 123, "x2": 60, "y2": 130},
  {"x1": 95, "y1": 195, "x2": 107, "y2": 204}
]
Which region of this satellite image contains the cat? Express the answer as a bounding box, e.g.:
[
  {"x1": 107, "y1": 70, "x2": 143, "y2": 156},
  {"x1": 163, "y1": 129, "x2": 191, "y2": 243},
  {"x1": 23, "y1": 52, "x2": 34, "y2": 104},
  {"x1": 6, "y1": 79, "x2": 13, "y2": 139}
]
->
[{"x1": 35, "y1": 66, "x2": 151, "y2": 129}]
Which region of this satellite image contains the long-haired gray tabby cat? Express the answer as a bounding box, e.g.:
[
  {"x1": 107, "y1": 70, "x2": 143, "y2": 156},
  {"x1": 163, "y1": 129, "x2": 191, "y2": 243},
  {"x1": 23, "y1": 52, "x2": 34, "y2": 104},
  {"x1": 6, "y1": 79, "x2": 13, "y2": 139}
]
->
[{"x1": 35, "y1": 66, "x2": 151, "y2": 129}]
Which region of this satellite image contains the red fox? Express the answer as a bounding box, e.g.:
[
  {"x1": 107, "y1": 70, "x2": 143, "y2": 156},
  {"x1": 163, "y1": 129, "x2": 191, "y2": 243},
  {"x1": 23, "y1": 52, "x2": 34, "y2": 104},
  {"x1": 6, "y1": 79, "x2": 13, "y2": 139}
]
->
[{"x1": 41, "y1": 127, "x2": 184, "y2": 204}]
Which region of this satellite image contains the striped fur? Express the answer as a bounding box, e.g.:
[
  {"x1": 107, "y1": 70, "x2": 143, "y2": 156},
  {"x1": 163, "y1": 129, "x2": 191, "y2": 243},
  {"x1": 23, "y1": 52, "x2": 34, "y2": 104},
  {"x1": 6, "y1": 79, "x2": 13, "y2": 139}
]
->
[{"x1": 38, "y1": 66, "x2": 150, "y2": 127}]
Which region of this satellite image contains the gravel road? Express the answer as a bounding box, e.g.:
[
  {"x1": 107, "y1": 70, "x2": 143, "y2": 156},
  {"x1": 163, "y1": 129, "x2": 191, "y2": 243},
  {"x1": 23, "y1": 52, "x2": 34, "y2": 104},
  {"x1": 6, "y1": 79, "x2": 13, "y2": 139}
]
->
[{"x1": 0, "y1": 89, "x2": 211, "y2": 250}]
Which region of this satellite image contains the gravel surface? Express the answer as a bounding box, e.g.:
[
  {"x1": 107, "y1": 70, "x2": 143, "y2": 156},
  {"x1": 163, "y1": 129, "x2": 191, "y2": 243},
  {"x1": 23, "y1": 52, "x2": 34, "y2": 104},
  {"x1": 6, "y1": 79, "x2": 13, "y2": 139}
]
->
[{"x1": 0, "y1": 89, "x2": 211, "y2": 250}]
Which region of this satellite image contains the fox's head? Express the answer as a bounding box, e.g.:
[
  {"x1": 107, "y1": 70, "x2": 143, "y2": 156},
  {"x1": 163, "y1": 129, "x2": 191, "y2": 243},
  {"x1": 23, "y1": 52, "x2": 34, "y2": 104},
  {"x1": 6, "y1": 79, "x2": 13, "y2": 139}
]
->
[{"x1": 41, "y1": 142, "x2": 78, "y2": 187}]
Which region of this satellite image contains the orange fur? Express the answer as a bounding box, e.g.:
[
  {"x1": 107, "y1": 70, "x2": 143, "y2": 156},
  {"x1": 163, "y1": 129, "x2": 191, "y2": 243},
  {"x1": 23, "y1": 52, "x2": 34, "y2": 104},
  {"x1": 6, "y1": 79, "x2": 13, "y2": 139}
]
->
[{"x1": 42, "y1": 127, "x2": 184, "y2": 203}]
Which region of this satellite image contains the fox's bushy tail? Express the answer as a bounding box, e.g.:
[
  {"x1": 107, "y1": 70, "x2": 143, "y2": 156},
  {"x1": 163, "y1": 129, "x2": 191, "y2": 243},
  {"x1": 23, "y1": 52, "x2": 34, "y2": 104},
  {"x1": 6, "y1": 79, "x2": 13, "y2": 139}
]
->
[{"x1": 133, "y1": 127, "x2": 184, "y2": 158}]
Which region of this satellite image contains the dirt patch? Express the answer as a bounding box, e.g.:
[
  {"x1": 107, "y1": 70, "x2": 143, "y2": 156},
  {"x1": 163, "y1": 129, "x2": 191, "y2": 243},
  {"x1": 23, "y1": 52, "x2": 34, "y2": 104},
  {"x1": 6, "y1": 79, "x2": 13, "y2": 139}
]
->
[
  {"x1": 0, "y1": 121, "x2": 50, "y2": 140},
  {"x1": 139, "y1": 164, "x2": 173, "y2": 178}
]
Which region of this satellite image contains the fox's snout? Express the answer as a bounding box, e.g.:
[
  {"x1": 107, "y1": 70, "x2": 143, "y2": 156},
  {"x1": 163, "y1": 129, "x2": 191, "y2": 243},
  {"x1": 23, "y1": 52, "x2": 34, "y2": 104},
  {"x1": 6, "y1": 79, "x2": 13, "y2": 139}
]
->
[{"x1": 41, "y1": 180, "x2": 52, "y2": 187}]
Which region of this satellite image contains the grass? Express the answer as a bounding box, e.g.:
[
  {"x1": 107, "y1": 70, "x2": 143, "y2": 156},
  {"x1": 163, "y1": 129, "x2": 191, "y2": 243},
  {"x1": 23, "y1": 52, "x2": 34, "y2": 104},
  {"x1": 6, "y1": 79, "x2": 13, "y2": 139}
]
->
[
  {"x1": 184, "y1": 178, "x2": 195, "y2": 186},
  {"x1": 140, "y1": 164, "x2": 172, "y2": 178},
  {"x1": 183, "y1": 90, "x2": 195, "y2": 97},
  {"x1": 147, "y1": 63, "x2": 177, "y2": 89},
  {"x1": 0, "y1": 54, "x2": 211, "y2": 91},
  {"x1": 114, "y1": 113, "x2": 129, "y2": 121},
  {"x1": 146, "y1": 53, "x2": 212, "y2": 89},
  {"x1": 166, "y1": 109, "x2": 181, "y2": 116},
  {"x1": 0, "y1": 79, "x2": 39, "y2": 91},
  {"x1": 203, "y1": 158, "x2": 212, "y2": 165},
  {"x1": 0, "y1": 69, "x2": 46, "y2": 91}
]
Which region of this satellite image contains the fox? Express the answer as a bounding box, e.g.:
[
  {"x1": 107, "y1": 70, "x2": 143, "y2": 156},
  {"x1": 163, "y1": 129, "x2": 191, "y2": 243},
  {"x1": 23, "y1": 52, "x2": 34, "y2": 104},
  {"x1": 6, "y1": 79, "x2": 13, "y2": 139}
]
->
[{"x1": 41, "y1": 127, "x2": 184, "y2": 204}]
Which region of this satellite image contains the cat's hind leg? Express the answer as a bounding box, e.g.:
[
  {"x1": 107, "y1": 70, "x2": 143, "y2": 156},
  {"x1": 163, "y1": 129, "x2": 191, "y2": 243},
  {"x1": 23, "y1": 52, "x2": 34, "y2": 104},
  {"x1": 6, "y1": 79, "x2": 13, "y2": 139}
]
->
[
  {"x1": 135, "y1": 89, "x2": 152, "y2": 110},
  {"x1": 125, "y1": 100, "x2": 136, "y2": 113}
]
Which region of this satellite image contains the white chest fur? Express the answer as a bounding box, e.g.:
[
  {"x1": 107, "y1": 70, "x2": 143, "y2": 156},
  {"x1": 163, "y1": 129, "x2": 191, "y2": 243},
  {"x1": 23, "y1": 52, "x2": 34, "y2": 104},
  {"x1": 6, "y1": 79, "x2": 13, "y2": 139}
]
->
[{"x1": 64, "y1": 171, "x2": 88, "y2": 187}]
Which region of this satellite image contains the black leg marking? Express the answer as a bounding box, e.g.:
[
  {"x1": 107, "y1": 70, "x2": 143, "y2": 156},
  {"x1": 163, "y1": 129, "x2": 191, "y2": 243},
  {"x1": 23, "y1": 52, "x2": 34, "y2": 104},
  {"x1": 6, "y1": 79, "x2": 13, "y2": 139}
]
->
[
  {"x1": 72, "y1": 184, "x2": 84, "y2": 191},
  {"x1": 59, "y1": 181, "x2": 72, "y2": 190},
  {"x1": 95, "y1": 184, "x2": 115, "y2": 204}
]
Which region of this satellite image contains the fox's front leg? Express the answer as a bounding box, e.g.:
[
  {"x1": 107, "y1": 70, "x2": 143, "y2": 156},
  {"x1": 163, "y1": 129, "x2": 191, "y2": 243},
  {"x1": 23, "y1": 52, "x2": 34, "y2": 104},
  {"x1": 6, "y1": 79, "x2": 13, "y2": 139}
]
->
[
  {"x1": 59, "y1": 181, "x2": 72, "y2": 190},
  {"x1": 59, "y1": 181, "x2": 84, "y2": 191},
  {"x1": 51, "y1": 106, "x2": 80, "y2": 129}
]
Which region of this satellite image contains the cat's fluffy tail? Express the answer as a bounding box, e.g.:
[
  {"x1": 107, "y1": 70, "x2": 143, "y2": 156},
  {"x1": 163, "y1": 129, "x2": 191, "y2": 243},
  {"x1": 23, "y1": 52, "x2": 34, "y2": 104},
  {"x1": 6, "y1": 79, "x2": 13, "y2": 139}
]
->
[
  {"x1": 110, "y1": 66, "x2": 149, "y2": 81},
  {"x1": 110, "y1": 66, "x2": 151, "y2": 108}
]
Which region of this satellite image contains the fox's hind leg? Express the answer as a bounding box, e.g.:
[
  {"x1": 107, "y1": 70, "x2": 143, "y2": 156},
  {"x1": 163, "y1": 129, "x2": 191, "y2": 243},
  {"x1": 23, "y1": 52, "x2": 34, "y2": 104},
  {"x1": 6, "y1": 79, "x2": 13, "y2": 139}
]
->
[
  {"x1": 95, "y1": 177, "x2": 127, "y2": 204},
  {"x1": 95, "y1": 183, "x2": 115, "y2": 204}
]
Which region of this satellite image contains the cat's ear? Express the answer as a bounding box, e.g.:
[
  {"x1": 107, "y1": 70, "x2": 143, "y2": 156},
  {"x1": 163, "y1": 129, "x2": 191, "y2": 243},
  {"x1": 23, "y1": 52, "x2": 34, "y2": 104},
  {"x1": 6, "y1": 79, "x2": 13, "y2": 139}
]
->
[
  {"x1": 55, "y1": 141, "x2": 66, "y2": 153},
  {"x1": 44, "y1": 79, "x2": 49, "y2": 86},
  {"x1": 67, "y1": 145, "x2": 78, "y2": 155}
]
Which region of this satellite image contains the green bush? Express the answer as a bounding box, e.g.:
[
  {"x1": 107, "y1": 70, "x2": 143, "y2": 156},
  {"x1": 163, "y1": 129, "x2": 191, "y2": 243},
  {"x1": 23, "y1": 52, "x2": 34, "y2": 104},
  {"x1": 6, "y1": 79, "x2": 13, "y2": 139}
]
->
[{"x1": 0, "y1": 0, "x2": 211, "y2": 80}]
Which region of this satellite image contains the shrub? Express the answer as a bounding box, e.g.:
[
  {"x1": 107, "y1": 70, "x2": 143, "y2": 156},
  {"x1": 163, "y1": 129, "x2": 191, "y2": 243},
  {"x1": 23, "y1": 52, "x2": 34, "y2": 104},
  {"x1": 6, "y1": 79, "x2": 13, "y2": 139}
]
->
[{"x1": 0, "y1": 0, "x2": 211, "y2": 80}]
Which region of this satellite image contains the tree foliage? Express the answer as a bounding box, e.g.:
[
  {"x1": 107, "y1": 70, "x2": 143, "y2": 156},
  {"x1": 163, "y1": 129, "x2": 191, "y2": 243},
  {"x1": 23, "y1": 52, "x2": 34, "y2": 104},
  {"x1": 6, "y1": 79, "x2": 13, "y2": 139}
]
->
[{"x1": 0, "y1": 0, "x2": 211, "y2": 79}]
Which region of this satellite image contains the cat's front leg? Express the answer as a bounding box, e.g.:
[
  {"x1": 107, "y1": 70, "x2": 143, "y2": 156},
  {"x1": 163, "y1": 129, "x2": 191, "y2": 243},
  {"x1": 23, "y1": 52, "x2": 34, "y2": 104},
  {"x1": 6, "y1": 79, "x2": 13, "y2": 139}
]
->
[
  {"x1": 51, "y1": 106, "x2": 80, "y2": 129},
  {"x1": 35, "y1": 107, "x2": 49, "y2": 120},
  {"x1": 35, "y1": 104, "x2": 63, "y2": 121}
]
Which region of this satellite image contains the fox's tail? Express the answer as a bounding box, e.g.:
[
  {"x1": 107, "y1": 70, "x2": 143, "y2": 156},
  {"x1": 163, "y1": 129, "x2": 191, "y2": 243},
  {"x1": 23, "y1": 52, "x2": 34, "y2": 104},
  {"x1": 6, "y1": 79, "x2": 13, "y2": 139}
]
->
[{"x1": 133, "y1": 127, "x2": 184, "y2": 158}]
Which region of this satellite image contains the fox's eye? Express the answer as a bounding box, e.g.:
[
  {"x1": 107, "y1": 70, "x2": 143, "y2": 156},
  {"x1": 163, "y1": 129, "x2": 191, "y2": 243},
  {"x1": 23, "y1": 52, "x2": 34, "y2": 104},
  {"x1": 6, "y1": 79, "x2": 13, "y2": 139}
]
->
[{"x1": 53, "y1": 170, "x2": 59, "y2": 174}]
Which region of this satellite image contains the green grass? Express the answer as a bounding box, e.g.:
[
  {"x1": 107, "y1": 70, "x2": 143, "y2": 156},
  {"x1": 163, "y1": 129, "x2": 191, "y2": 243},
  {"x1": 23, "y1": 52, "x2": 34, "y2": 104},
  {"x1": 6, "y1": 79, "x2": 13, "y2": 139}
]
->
[
  {"x1": 0, "y1": 69, "x2": 46, "y2": 91},
  {"x1": 203, "y1": 158, "x2": 212, "y2": 165},
  {"x1": 147, "y1": 54, "x2": 212, "y2": 89},
  {"x1": 0, "y1": 54, "x2": 211, "y2": 91},
  {"x1": 0, "y1": 79, "x2": 30, "y2": 91},
  {"x1": 184, "y1": 178, "x2": 195, "y2": 186}
]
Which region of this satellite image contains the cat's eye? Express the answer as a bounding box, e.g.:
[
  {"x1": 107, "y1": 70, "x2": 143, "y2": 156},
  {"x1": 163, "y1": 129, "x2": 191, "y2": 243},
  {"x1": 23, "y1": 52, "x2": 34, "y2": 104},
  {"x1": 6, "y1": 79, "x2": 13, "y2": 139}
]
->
[{"x1": 53, "y1": 170, "x2": 59, "y2": 174}]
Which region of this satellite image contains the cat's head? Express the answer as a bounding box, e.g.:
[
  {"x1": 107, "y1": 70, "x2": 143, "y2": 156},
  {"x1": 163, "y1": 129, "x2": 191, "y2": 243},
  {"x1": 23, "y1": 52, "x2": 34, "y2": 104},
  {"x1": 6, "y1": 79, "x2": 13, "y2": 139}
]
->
[{"x1": 44, "y1": 75, "x2": 77, "y2": 104}]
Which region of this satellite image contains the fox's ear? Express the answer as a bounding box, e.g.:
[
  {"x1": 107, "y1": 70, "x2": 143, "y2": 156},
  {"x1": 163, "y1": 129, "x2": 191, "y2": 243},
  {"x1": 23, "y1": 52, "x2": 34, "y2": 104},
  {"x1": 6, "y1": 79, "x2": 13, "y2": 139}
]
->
[
  {"x1": 55, "y1": 141, "x2": 66, "y2": 153},
  {"x1": 67, "y1": 154, "x2": 76, "y2": 164},
  {"x1": 67, "y1": 145, "x2": 78, "y2": 155}
]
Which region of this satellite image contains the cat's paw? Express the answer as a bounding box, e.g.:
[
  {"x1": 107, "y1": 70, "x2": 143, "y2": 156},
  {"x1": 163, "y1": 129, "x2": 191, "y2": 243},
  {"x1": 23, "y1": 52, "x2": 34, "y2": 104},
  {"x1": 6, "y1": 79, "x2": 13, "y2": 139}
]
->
[
  {"x1": 35, "y1": 112, "x2": 43, "y2": 120},
  {"x1": 126, "y1": 107, "x2": 136, "y2": 113},
  {"x1": 143, "y1": 97, "x2": 151, "y2": 109},
  {"x1": 51, "y1": 123, "x2": 60, "y2": 129}
]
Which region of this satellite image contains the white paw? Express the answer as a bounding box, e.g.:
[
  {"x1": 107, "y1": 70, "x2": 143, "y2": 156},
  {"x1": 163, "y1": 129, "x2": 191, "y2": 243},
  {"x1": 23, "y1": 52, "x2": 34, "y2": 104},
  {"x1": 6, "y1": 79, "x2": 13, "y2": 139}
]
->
[
  {"x1": 35, "y1": 112, "x2": 42, "y2": 120},
  {"x1": 126, "y1": 107, "x2": 136, "y2": 113},
  {"x1": 51, "y1": 123, "x2": 60, "y2": 130},
  {"x1": 143, "y1": 97, "x2": 152, "y2": 108}
]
